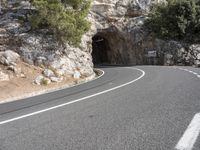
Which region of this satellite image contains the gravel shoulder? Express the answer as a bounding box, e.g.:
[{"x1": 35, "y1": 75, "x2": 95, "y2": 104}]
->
[{"x1": 0, "y1": 60, "x2": 96, "y2": 104}]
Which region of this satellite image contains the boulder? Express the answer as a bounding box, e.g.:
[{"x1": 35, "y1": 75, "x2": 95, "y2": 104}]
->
[
  {"x1": 20, "y1": 73, "x2": 26, "y2": 78},
  {"x1": 73, "y1": 71, "x2": 81, "y2": 79},
  {"x1": 7, "y1": 65, "x2": 17, "y2": 73},
  {"x1": 0, "y1": 71, "x2": 9, "y2": 81},
  {"x1": 0, "y1": 50, "x2": 20, "y2": 65},
  {"x1": 50, "y1": 77, "x2": 62, "y2": 82},
  {"x1": 34, "y1": 75, "x2": 44, "y2": 85},
  {"x1": 189, "y1": 45, "x2": 200, "y2": 67},
  {"x1": 43, "y1": 69, "x2": 55, "y2": 78},
  {"x1": 34, "y1": 75, "x2": 51, "y2": 85}
]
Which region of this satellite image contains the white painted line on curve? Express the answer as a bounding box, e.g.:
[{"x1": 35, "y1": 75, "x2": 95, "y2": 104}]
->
[
  {"x1": 0, "y1": 67, "x2": 145, "y2": 125},
  {"x1": 177, "y1": 67, "x2": 200, "y2": 79},
  {"x1": 192, "y1": 72, "x2": 198, "y2": 75},
  {"x1": 175, "y1": 113, "x2": 200, "y2": 150},
  {"x1": 0, "y1": 68, "x2": 105, "y2": 105}
]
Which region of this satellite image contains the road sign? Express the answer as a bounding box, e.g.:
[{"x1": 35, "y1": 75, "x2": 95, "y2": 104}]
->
[{"x1": 147, "y1": 51, "x2": 157, "y2": 57}]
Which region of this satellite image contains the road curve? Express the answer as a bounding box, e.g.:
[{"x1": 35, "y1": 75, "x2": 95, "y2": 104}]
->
[{"x1": 0, "y1": 66, "x2": 200, "y2": 150}]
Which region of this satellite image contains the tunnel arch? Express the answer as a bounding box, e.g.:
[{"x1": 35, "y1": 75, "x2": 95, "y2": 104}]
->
[
  {"x1": 91, "y1": 28, "x2": 133, "y2": 65},
  {"x1": 92, "y1": 33, "x2": 111, "y2": 65}
]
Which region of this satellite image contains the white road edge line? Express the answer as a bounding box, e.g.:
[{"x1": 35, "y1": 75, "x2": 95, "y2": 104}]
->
[
  {"x1": 177, "y1": 67, "x2": 200, "y2": 79},
  {"x1": 0, "y1": 68, "x2": 105, "y2": 105},
  {"x1": 192, "y1": 72, "x2": 198, "y2": 75},
  {"x1": 175, "y1": 113, "x2": 200, "y2": 150},
  {"x1": 0, "y1": 67, "x2": 145, "y2": 125}
]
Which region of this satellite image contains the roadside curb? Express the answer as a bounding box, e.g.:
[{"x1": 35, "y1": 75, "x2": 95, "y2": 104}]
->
[{"x1": 0, "y1": 69, "x2": 105, "y2": 104}]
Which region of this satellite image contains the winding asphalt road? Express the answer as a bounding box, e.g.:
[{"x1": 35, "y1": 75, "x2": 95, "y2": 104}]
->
[{"x1": 0, "y1": 66, "x2": 200, "y2": 150}]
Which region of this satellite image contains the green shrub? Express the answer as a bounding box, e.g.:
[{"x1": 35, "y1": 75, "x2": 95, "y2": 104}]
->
[
  {"x1": 145, "y1": 0, "x2": 200, "y2": 42},
  {"x1": 40, "y1": 78, "x2": 48, "y2": 86},
  {"x1": 30, "y1": 0, "x2": 91, "y2": 46}
]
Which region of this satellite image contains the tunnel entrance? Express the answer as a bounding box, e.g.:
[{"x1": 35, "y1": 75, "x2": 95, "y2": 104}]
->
[{"x1": 92, "y1": 34, "x2": 111, "y2": 65}]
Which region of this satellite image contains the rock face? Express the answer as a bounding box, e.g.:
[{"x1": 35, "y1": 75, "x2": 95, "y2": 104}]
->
[
  {"x1": 0, "y1": 0, "x2": 95, "y2": 81},
  {"x1": 88, "y1": 0, "x2": 200, "y2": 66},
  {"x1": 154, "y1": 40, "x2": 200, "y2": 66},
  {"x1": 88, "y1": 0, "x2": 167, "y2": 65},
  {"x1": 1, "y1": 0, "x2": 199, "y2": 74}
]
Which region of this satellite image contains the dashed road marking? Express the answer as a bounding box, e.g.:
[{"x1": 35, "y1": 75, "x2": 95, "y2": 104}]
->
[
  {"x1": 177, "y1": 67, "x2": 200, "y2": 79},
  {"x1": 192, "y1": 72, "x2": 198, "y2": 75},
  {"x1": 175, "y1": 113, "x2": 200, "y2": 150},
  {"x1": 175, "y1": 67, "x2": 200, "y2": 149}
]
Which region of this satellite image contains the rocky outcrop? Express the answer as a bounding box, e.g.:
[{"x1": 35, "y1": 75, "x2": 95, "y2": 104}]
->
[
  {"x1": 155, "y1": 40, "x2": 200, "y2": 66},
  {"x1": 1, "y1": 0, "x2": 199, "y2": 80},
  {"x1": 0, "y1": 0, "x2": 95, "y2": 84},
  {"x1": 88, "y1": 0, "x2": 200, "y2": 66},
  {"x1": 88, "y1": 0, "x2": 167, "y2": 65}
]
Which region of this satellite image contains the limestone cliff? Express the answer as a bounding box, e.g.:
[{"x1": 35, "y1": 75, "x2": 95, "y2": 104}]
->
[
  {"x1": 0, "y1": 0, "x2": 199, "y2": 85},
  {"x1": 0, "y1": 0, "x2": 95, "y2": 83},
  {"x1": 87, "y1": 0, "x2": 167, "y2": 65},
  {"x1": 88, "y1": 0, "x2": 200, "y2": 66}
]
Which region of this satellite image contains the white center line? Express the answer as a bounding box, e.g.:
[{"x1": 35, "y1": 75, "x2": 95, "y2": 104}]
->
[
  {"x1": 0, "y1": 67, "x2": 145, "y2": 125},
  {"x1": 175, "y1": 113, "x2": 200, "y2": 150}
]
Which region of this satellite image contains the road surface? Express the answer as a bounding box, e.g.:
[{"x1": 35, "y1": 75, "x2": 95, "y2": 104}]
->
[{"x1": 0, "y1": 66, "x2": 200, "y2": 150}]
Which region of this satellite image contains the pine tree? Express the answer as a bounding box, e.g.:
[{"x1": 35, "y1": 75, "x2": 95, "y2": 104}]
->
[{"x1": 30, "y1": 0, "x2": 91, "y2": 46}]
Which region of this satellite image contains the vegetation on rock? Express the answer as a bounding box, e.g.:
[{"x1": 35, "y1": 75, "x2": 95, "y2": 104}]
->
[
  {"x1": 30, "y1": 0, "x2": 91, "y2": 46},
  {"x1": 145, "y1": 0, "x2": 200, "y2": 43}
]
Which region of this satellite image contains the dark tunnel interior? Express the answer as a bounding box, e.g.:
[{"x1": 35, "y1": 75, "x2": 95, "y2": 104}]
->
[{"x1": 92, "y1": 34, "x2": 111, "y2": 65}]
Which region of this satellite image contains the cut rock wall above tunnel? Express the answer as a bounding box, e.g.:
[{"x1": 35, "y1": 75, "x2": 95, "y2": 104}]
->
[{"x1": 88, "y1": 0, "x2": 167, "y2": 65}]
